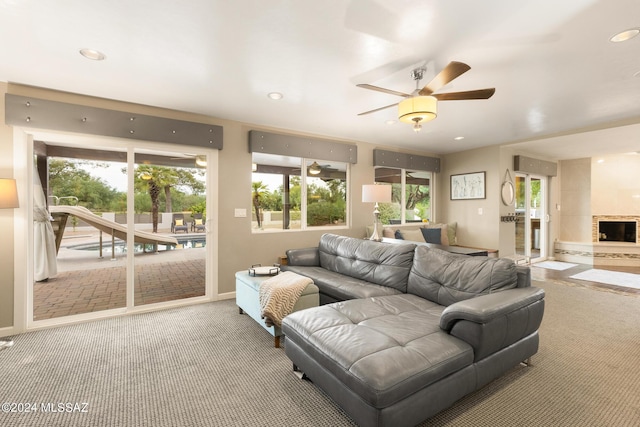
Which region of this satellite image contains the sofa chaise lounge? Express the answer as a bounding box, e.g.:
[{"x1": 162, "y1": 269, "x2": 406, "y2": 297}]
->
[{"x1": 281, "y1": 234, "x2": 545, "y2": 426}]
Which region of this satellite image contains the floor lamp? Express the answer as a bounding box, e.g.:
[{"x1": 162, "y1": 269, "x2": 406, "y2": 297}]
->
[
  {"x1": 362, "y1": 184, "x2": 391, "y2": 241},
  {"x1": 0, "y1": 178, "x2": 19, "y2": 351}
]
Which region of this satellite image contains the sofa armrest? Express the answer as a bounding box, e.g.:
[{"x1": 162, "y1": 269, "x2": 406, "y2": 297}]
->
[
  {"x1": 440, "y1": 287, "x2": 545, "y2": 361},
  {"x1": 516, "y1": 265, "x2": 531, "y2": 288},
  {"x1": 285, "y1": 247, "x2": 320, "y2": 266}
]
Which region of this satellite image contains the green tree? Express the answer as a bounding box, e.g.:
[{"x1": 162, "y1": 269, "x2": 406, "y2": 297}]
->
[
  {"x1": 288, "y1": 176, "x2": 301, "y2": 210},
  {"x1": 48, "y1": 159, "x2": 119, "y2": 211},
  {"x1": 378, "y1": 203, "x2": 401, "y2": 225},
  {"x1": 405, "y1": 184, "x2": 429, "y2": 211},
  {"x1": 325, "y1": 179, "x2": 346, "y2": 203}
]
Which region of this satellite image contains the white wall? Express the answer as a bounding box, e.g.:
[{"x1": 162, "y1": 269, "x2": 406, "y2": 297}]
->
[
  {"x1": 591, "y1": 154, "x2": 640, "y2": 216},
  {"x1": 440, "y1": 145, "x2": 501, "y2": 251}
]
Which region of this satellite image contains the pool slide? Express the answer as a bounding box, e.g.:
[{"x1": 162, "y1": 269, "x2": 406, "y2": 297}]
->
[{"x1": 49, "y1": 205, "x2": 179, "y2": 246}]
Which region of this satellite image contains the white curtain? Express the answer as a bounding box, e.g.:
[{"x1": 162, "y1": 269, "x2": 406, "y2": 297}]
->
[{"x1": 34, "y1": 171, "x2": 57, "y2": 282}]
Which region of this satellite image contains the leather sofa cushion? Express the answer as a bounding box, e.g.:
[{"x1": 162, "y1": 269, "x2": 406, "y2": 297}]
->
[
  {"x1": 282, "y1": 265, "x2": 402, "y2": 302},
  {"x1": 408, "y1": 246, "x2": 518, "y2": 306},
  {"x1": 282, "y1": 294, "x2": 474, "y2": 408},
  {"x1": 318, "y1": 234, "x2": 416, "y2": 293}
]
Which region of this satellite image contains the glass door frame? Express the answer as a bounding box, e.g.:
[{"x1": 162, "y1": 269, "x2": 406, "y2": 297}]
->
[
  {"x1": 13, "y1": 129, "x2": 218, "y2": 331},
  {"x1": 516, "y1": 172, "x2": 547, "y2": 263}
]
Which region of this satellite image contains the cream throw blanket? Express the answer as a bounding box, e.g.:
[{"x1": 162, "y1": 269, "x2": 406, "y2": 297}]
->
[{"x1": 259, "y1": 272, "x2": 313, "y2": 327}]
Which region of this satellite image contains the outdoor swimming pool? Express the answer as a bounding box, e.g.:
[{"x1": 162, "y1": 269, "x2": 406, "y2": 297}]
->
[{"x1": 68, "y1": 236, "x2": 206, "y2": 254}]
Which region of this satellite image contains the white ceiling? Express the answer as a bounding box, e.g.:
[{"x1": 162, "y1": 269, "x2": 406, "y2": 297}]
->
[{"x1": 1, "y1": 0, "x2": 639, "y2": 160}]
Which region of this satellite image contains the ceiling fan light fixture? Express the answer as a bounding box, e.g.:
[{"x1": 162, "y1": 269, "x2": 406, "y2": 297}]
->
[
  {"x1": 398, "y1": 96, "x2": 437, "y2": 126},
  {"x1": 308, "y1": 161, "x2": 321, "y2": 175}
]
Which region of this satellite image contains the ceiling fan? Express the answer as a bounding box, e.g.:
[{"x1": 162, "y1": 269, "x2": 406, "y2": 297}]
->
[
  {"x1": 292, "y1": 161, "x2": 336, "y2": 175},
  {"x1": 168, "y1": 153, "x2": 207, "y2": 167},
  {"x1": 357, "y1": 61, "x2": 495, "y2": 132}
]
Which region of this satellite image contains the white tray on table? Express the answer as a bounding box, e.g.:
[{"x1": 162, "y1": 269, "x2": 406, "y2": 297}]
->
[{"x1": 248, "y1": 265, "x2": 280, "y2": 276}]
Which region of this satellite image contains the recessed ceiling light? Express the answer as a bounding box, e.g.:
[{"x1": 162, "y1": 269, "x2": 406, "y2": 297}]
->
[
  {"x1": 454, "y1": 136, "x2": 464, "y2": 140},
  {"x1": 597, "y1": 159, "x2": 605, "y2": 163},
  {"x1": 385, "y1": 120, "x2": 396, "y2": 125},
  {"x1": 79, "y1": 48, "x2": 106, "y2": 60},
  {"x1": 267, "y1": 92, "x2": 283, "y2": 100},
  {"x1": 610, "y1": 28, "x2": 640, "y2": 43}
]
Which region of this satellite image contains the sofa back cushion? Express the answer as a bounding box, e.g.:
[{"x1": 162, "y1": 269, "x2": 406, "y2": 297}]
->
[
  {"x1": 318, "y1": 234, "x2": 416, "y2": 292},
  {"x1": 408, "y1": 245, "x2": 518, "y2": 305}
]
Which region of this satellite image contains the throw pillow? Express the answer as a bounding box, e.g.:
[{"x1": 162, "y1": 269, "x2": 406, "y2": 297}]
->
[
  {"x1": 421, "y1": 227, "x2": 441, "y2": 244},
  {"x1": 395, "y1": 230, "x2": 403, "y2": 239},
  {"x1": 399, "y1": 229, "x2": 425, "y2": 242},
  {"x1": 446, "y1": 222, "x2": 457, "y2": 246},
  {"x1": 175, "y1": 219, "x2": 184, "y2": 226},
  {"x1": 423, "y1": 224, "x2": 449, "y2": 246},
  {"x1": 195, "y1": 218, "x2": 203, "y2": 225},
  {"x1": 382, "y1": 227, "x2": 396, "y2": 238}
]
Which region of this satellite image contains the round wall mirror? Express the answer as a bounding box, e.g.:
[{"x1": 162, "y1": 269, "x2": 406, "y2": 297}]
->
[{"x1": 501, "y1": 181, "x2": 515, "y2": 206}]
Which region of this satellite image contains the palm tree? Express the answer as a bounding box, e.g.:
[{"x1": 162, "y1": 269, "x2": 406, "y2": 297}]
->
[
  {"x1": 137, "y1": 168, "x2": 162, "y2": 232},
  {"x1": 252, "y1": 181, "x2": 268, "y2": 229},
  {"x1": 131, "y1": 165, "x2": 205, "y2": 232}
]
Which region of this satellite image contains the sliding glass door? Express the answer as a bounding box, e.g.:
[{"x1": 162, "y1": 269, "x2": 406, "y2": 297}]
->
[
  {"x1": 133, "y1": 149, "x2": 207, "y2": 306},
  {"x1": 34, "y1": 145, "x2": 129, "y2": 320},
  {"x1": 31, "y1": 138, "x2": 211, "y2": 323}
]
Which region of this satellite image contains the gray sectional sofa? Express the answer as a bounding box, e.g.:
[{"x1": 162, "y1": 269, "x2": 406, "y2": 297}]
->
[{"x1": 281, "y1": 234, "x2": 545, "y2": 427}]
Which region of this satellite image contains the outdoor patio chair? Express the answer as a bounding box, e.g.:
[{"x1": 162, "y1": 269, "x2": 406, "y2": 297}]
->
[
  {"x1": 171, "y1": 213, "x2": 189, "y2": 233},
  {"x1": 191, "y1": 213, "x2": 206, "y2": 232}
]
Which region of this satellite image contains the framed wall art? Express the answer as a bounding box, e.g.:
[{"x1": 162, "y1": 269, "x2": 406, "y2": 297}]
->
[{"x1": 450, "y1": 171, "x2": 486, "y2": 200}]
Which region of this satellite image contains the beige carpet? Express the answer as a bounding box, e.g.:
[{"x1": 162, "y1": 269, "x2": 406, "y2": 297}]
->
[
  {"x1": 1, "y1": 278, "x2": 638, "y2": 426},
  {"x1": 426, "y1": 278, "x2": 640, "y2": 426}
]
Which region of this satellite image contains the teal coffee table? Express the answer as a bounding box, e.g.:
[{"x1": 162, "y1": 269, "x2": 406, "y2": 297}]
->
[{"x1": 235, "y1": 269, "x2": 319, "y2": 347}]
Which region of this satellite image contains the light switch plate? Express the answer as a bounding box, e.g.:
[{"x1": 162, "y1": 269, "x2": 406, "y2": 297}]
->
[{"x1": 234, "y1": 208, "x2": 247, "y2": 218}]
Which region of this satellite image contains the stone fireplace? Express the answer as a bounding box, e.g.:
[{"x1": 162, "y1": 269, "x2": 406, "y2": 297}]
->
[
  {"x1": 592, "y1": 215, "x2": 640, "y2": 243},
  {"x1": 555, "y1": 215, "x2": 640, "y2": 267}
]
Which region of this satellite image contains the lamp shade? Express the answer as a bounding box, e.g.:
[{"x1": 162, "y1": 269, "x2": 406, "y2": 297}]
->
[
  {"x1": 398, "y1": 96, "x2": 437, "y2": 124},
  {"x1": 0, "y1": 178, "x2": 19, "y2": 209},
  {"x1": 362, "y1": 184, "x2": 391, "y2": 203}
]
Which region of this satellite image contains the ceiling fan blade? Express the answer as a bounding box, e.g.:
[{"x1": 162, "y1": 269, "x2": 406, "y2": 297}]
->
[
  {"x1": 419, "y1": 61, "x2": 471, "y2": 96},
  {"x1": 433, "y1": 88, "x2": 496, "y2": 100},
  {"x1": 357, "y1": 102, "x2": 399, "y2": 116},
  {"x1": 356, "y1": 84, "x2": 411, "y2": 98}
]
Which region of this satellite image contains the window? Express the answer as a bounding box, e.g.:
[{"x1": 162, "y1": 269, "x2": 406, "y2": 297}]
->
[
  {"x1": 374, "y1": 167, "x2": 432, "y2": 225},
  {"x1": 252, "y1": 153, "x2": 348, "y2": 231}
]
